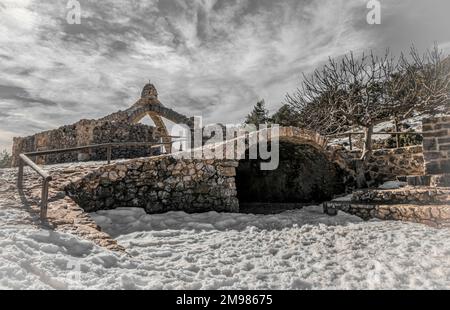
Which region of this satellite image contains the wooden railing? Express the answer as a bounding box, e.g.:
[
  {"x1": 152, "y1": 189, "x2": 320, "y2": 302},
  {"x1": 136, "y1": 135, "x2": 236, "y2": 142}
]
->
[
  {"x1": 17, "y1": 140, "x2": 181, "y2": 220},
  {"x1": 17, "y1": 153, "x2": 52, "y2": 220}
]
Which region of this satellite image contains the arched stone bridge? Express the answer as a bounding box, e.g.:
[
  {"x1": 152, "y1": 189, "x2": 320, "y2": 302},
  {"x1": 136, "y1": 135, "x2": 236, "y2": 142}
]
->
[{"x1": 65, "y1": 126, "x2": 350, "y2": 215}]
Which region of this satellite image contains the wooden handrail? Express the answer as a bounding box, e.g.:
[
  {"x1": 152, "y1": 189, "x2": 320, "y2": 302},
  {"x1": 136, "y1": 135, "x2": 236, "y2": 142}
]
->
[
  {"x1": 17, "y1": 140, "x2": 184, "y2": 220},
  {"x1": 24, "y1": 142, "x2": 172, "y2": 157},
  {"x1": 17, "y1": 154, "x2": 52, "y2": 221},
  {"x1": 19, "y1": 154, "x2": 51, "y2": 180}
]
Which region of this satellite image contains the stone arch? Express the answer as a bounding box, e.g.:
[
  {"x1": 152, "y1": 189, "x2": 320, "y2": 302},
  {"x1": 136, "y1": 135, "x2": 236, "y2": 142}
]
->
[
  {"x1": 122, "y1": 84, "x2": 194, "y2": 154},
  {"x1": 244, "y1": 126, "x2": 328, "y2": 152},
  {"x1": 233, "y1": 127, "x2": 347, "y2": 209}
]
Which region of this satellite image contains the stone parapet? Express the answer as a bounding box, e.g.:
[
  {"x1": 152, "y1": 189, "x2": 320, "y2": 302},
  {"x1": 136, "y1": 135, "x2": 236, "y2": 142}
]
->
[{"x1": 65, "y1": 156, "x2": 240, "y2": 214}]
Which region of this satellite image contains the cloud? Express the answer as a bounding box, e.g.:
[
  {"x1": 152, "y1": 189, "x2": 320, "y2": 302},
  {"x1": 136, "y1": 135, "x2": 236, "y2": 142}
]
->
[
  {"x1": 0, "y1": 84, "x2": 58, "y2": 107},
  {"x1": 0, "y1": 0, "x2": 449, "y2": 152}
]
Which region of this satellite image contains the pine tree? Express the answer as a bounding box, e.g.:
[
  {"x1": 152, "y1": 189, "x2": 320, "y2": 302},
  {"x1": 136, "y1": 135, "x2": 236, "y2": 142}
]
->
[
  {"x1": 270, "y1": 104, "x2": 300, "y2": 126},
  {"x1": 244, "y1": 100, "x2": 269, "y2": 127}
]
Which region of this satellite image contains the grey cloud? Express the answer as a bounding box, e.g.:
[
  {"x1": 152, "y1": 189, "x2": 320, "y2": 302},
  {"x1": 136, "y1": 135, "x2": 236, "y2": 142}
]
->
[
  {"x1": 0, "y1": 85, "x2": 57, "y2": 107},
  {"x1": 1, "y1": 0, "x2": 450, "y2": 152}
]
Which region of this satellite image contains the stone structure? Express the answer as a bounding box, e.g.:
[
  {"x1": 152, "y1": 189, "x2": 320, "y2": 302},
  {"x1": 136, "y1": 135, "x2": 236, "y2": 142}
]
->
[
  {"x1": 12, "y1": 83, "x2": 449, "y2": 230},
  {"x1": 236, "y1": 143, "x2": 347, "y2": 203},
  {"x1": 12, "y1": 120, "x2": 160, "y2": 166},
  {"x1": 423, "y1": 116, "x2": 450, "y2": 174},
  {"x1": 324, "y1": 202, "x2": 450, "y2": 228},
  {"x1": 64, "y1": 126, "x2": 341, "y2": 214},
  {"x1": 323, "y1": 115, "x2": 450, "y2": 229},
  {"x1": 12, "y1": 83, "x2": 193, "y2": 166},
  {"x1": 324, "y1": 186, "x2": 450, "y2": 228},
  {"x1": 331, "y1": 145, "x2": 424, "y2": 187},
  {"x1": 66, "y1": 157, "x2": 240, "y2": 214}
]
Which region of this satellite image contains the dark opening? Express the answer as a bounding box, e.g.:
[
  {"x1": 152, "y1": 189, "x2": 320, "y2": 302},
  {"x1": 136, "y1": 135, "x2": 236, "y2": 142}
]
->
[{"x1": 236, "y1": 142, "x2": 346, "y2": 213}]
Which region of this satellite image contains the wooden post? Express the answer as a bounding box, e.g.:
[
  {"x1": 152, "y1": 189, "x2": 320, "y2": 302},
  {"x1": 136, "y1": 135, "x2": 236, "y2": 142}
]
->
[
  {"x1": 348, "y1": 133, "x2": 353, "y2": 151},
  {"x1": 395, "y1": 119, "x2": 400, "y2": 148},
  {"x1": 40, "y1": 178, "x2": 50, "y2": 220},
  {"x1": 17, "y1": 159, "x2": 24, "y2": 189},
  {"x1": 106, "y1": 145, "x2": 112, "y2": 164}
]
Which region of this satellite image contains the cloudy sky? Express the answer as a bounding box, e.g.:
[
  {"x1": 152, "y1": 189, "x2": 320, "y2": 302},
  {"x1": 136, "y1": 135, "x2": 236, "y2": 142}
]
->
[{"x1": 1, "y1": 0, "x2": 450, "y2": 151}]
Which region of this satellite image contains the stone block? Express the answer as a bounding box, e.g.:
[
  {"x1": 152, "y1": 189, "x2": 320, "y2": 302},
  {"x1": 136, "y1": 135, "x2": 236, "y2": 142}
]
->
[
  {"x1": 439, "y1": 144, "x2": 450, "y2": 151},
  {"x1": 423, "y1": 138, "x2": 437, "y2": 151},
  {"x1": 422, "y1": 124, "x2": 434, "y2": 131},
  {"x1": 441, "y1": 160, "x2": 450, "y2": 173},
  {"x1": 424, "y1": 151, "x2": 443, "y2": 161},
  {"x1": 425, "y1": 162, "x2": 441, "y2": 175},
  {"x1": 438, "y1": 137, "x2": 450, "y2": 144},
  {"x1": 423, "y1": 130, "x2": 449, "y2": 138},
  {"x1": 430, "y1": 174, "x2": 450, "y2": 187},
  {"x1": 407, "y1": 175, "x2": 431, "y2": 187}
]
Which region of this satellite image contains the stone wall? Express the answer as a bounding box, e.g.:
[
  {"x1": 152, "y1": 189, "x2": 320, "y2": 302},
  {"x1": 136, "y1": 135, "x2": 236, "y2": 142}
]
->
[
  {"x1": 422, "y1": 116, "x2": 450, "y2": 174},
  {"x1": 365, "y1": 146, "x2": 424, "y2": 183},
  {"x1": 65, "y1": 156, "x2": 239, "y2": 214},
  {"x1": 12, "y1": 119, "x2": 160, "y2": 166},
  {"x1": 323, "y1": 187, "x2": 450, "y2": 228},
  {"x1": 324, "y1": 202, "x2": 450, "y2": 228},
  {"x1": 352, "y1": 187, "x2": 450, "y2": 205},
  {"x1": 334, "y1": 146, "x2": 424, "y2": 186}
]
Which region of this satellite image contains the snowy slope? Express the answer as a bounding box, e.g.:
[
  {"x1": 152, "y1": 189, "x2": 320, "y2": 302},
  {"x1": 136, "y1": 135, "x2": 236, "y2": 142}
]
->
[{"x1": 1, "y1": 204, "x2": 450, "y2": 290}]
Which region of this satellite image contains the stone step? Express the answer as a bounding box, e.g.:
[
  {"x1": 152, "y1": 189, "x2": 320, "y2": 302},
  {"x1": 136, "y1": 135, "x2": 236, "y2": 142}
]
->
[
  {"x1": 405, "y1": 174, "x2": 450, "y2": 187},
  {"x1": 406, "y1": 175, "x2": 431, "y2": 186},
  {"x1": 351, "y1": 187, "x2": 450, "y2": 205},
  {"x1": 323, "y1": 201, "x2": 450, "y2": 228},
  {"x1": 430, "y1": 174, "x2": 450, "y2": 187}
]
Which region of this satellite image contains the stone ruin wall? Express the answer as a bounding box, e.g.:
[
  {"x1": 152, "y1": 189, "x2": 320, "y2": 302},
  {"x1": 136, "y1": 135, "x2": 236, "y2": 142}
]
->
[
  {"x1": 65, "y1": 157, "x2": 240, "y2": 214},
  {"x1": 422, "y1": 115, "x2": 450, "y2": 175},
  {"x1": 12, "y1": 119, "x2": 160, "y2": 166},
  {"x1": 333, "y1": 145, "x2": 424, "y2": 187}
]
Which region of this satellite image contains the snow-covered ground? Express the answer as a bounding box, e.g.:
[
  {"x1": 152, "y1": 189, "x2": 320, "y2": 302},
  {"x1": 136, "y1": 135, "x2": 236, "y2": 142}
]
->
[{"x1": 1, "y1": 204, "x2": 450, "y2": 290}]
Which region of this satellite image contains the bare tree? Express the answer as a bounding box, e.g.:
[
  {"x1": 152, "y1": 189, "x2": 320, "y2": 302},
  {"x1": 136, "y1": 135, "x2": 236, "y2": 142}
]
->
[
  {"x1": 389, "y1": 45, "x2": 450, "y2": 122},
  {"x1": 286, "y1": 46, "x2": 450, "y2": 161},
  {"x1": 287, "y1": 50, "x2": 397, "y2": 160}
]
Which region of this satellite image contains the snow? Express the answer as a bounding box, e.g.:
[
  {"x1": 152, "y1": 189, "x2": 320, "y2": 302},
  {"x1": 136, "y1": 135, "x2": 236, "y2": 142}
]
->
[
  {"x1": 332, "y1": 194, "x2": 354, "y2": 202},
  {"x1": 1, "y1": 204, "x2": 450, "y2": 290},
  {"x1": 378, "y1": 181, "x2": 408, "y2": 190}
]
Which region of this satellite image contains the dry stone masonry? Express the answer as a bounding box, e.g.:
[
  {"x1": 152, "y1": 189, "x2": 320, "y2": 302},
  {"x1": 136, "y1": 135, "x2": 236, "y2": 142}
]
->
[
  {"x1": 332, "y1": 145, "x2": 424, "y2": 187},
  {"x1": 12, "y1": 120, "x2": 160, "y2": 166},
  {"x1": 11, "y1": 83, "x2": 193, "y2": 166},
  {"x1": 422, "y1": 116, "x2": 450, "y2": 184},
  {"x1": 324, "y1": 202, "x2": 450, "y2": 228},
  {"x1": 66, "y1": 157, "x2": 240, "y2": 214}
]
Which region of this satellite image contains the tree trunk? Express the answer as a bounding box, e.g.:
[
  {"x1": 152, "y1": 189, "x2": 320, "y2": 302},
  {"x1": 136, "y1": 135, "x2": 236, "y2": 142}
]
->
[{"x1": 361, "y1": 125, "x2": 374, "y2": 161}]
